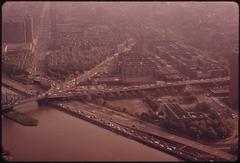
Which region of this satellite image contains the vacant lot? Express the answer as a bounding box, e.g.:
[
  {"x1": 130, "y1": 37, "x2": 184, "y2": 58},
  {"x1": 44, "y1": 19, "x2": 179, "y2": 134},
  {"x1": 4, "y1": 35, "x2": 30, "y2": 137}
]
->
[{"x1": 107, "y1": 98, "x2": 149, "y2": 116}]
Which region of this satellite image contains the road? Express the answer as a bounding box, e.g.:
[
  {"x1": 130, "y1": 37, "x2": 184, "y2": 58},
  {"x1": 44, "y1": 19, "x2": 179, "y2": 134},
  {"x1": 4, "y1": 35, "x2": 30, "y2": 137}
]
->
[
  {"x1": 46, "y1": 77, "x2": 230, "y2": 100},
  {"x1": 47, "y1": 46, "x2": 132, "y2": 94},
  {"x1": 55, "y1": 100, "x2": 236, "y2": 161}
]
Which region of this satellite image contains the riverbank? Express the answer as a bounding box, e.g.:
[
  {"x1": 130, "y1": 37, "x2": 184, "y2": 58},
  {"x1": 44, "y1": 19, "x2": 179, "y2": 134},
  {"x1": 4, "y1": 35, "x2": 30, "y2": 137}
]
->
[
  {"x1": 4, "y1": 111, "x2": 38, "y2": 126},
  {"x1": 2, "y1": 105, "x2": 179, "y2": 161},
  {"x1": 48, "y1": 101, "x2": 229, "y2": 161}
]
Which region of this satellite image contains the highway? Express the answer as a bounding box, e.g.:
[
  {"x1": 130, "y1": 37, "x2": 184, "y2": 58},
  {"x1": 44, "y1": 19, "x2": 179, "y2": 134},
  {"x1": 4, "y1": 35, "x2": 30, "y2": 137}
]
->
[
  {"x1": 49, "y1": 100, "x2": 236, "y2": 161},
  {"x1": 46, "y1": 77, "x2": 230, "y2": 100},
  {"x1": 47, "y1": 44, "x2": 132, "y2": 94},
  {"x1": 3, "y1": 76, "x2": 230, "y2": 111}
]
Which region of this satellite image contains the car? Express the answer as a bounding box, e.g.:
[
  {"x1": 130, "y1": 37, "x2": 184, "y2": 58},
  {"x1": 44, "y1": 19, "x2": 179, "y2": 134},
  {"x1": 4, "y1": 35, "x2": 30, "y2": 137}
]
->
[
  {"x1": 167, "y1": 147, "x2": 172, "y2": 150},
  {"x1": 154, "y1": 141, "x2": 159, "y2": 144},
  {"x1": 143, "y1": 136, "x2": 147, "y2": 140},
  {"x1": 178, "y1": 151, "x2": 183, "y2": 155}
]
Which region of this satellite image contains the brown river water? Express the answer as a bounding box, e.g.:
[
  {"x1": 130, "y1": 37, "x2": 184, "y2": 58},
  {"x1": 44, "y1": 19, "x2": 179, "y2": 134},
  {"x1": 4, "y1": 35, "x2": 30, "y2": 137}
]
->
[{"x1": 2, "y1": 87, "x2": 178, "y2": 161}]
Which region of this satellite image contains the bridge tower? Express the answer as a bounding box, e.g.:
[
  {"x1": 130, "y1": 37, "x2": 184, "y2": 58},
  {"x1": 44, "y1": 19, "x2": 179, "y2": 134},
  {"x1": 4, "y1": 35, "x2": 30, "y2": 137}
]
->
[{"x1": 37, "y1": 98, "x2": 48, "y2": 107}]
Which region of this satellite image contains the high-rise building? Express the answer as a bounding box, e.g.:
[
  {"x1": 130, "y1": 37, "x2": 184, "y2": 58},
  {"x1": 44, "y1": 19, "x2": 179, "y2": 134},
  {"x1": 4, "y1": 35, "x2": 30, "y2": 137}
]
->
[
  {"x1": 24, "y1": 15, "x2": 33, "y2": 43},
  {"x1": 230, "y1": 50, "x2": 239, "y2": 110},
  {"x1": 49, "y1": 8, "x2": 59, "y2": 50},
  {"x1": 2, "y1": 2, "x2": 10, "y2": 18},
  {"x1": 118, "y1": 38, "x2": 156, "y2": 84},
  {"x1": 50, "y1": 8, "x2": 57, "y2": 38},
  {"x1": 2, "y1": 15, "x2": 34, "y2": 44},
  {"x1": 2, "y1": 20, "x2": 26, "y2": 43}
]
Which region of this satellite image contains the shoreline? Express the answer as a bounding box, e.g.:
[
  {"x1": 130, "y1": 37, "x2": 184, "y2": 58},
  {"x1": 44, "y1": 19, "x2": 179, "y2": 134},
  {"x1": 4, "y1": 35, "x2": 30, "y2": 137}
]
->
[{"x1": 47, "y1": 101, "x2": 228, "y2": 162}]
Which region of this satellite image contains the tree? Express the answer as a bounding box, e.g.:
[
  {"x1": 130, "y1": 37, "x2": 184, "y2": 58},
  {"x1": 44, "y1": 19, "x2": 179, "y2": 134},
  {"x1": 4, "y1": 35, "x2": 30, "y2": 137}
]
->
[
  {"x1": 134, "y1": 113, "x2": 139, "y2": 117},
  {"x1": 179, "y1": 122, "x2": 187, "y2": 132},
  {"x1": 183, "y1": 91, "x2": 191, "y2": 96},
  {"x1": 196, "y1": 129, "x2": 203, "y2": 138},
  {"x1": 86, "y1": 94, "x2": 92, "y2": 101},
  {"x1": 206, "y1": 127, "x2": 218, "y2": 139},
  {"x1": 189, "y1": 126, "x2": 198, "y2": 137},
  {"x1": 144, "y1": 95, "x2": 158, "y2": 111},
  {"x1": 195, "y1": 102, "x2": 210, "y2": 112},
  {"x1": 216, "y1": 126, "x2": 227, "y2": 138},
  {"x1": 208, "y1": 109, "x2": 219, "y2": 119},
  {"x1": 96, "y1": 98, "x2": 105, "y2": 105},
  {"x1": 229, "y1": 143, "x2": 238, "y2": 155},
  {"x1": 199, "y1": 123, "x2": 208, "y2": 137},
  {"x1": 188, "y1": 120, "x2": 199, "y2": 127},
  {"x1": 212, "y1": 119, "x2": 219, "y2": 128},
  {"x1": 205, "y1": 119, "x2": 212, "y2": 127}
]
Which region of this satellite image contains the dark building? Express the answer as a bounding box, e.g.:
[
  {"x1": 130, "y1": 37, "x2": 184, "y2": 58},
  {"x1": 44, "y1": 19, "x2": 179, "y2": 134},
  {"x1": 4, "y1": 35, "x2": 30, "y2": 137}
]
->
[
  {"x1": 24, "y1": 15, "x2": 33, "y2": 43},
  {"x1": 2, "y1": 16, "x2": 34, "y2": 44},
  {"x1": 2, "y1": 21, "x2": 26, "y2": 43},
  {"x1": 118, "y1": 37, "x2": 156, "y2": 84},
  {"x1": 49, "y1": 8, "x2": 59, "y2": 50},
  {"x1": 230, "y1": 51, "x2": 239, "y2": 109},
  {"x1": 50, "y1": 8, "x2": 57, "y2": 36}
]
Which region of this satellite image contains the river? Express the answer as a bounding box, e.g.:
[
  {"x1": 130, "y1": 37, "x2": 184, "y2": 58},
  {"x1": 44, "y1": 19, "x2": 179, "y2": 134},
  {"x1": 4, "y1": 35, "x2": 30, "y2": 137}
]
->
[{"x1": 2, "y1": 89, "x2": 179, "y2": 161}]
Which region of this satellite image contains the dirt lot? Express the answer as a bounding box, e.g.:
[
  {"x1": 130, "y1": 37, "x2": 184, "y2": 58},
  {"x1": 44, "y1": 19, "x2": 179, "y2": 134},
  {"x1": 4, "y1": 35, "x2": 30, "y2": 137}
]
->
[{"x1": 106, "y1": 98, "x2": 150, "y2": 116}]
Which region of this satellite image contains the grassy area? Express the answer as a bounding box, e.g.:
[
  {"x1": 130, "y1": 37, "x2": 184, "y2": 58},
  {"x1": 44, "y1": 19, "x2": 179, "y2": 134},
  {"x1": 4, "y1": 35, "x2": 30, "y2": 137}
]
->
[{"x1": 4, "y1": 111, "x2": 38, "y2": 126}]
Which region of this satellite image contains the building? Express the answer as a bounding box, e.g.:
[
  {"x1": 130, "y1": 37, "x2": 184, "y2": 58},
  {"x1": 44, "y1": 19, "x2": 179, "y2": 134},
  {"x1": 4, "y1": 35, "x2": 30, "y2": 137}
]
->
[
  {"x1": 2, "y1": 15, "x2": 34, "y2": 55},
  {"x1": 24, "y1": 15, "x2": 33, "y2": 43},
  {"x1": 49, "y1": 8, "x2": 59, "y2": 50},
  {"x1": 119, "y1": 52, "x2": 156, "y2": 84},
  {"x1": 209, "y1": 87, "x2": 229, "y2": 97},
  {"x1": 161, "y1": 103, "x2": 208, "y2": 122},
  {"x1": 2, "y1": 20, "x2": 26, "y2": 43},
  {"x1": 230, "y1": 50, "x2": 239, "y2": 109},
  {"x1": 118, "y1": 36, "x2": 156, "y2": 84},
  {"x1": 2, "y1": 16, "x2": 34, "y2": 44}
]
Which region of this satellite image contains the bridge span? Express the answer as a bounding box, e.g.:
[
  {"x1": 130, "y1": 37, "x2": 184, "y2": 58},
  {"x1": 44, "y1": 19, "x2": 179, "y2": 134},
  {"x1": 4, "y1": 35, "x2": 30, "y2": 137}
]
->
[{"x1": 2, "y1": 95, "x2": 46, "y2": 113}]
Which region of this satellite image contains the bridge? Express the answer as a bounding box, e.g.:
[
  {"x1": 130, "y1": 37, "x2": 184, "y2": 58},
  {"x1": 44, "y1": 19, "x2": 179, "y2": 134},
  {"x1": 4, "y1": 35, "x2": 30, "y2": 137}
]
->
[
  {"x1": 2, "y1": 95, "x2": 46, "y2": 113},
  {"x1": 2, "y1": 77, "x2": 229, "y2": 114}
]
